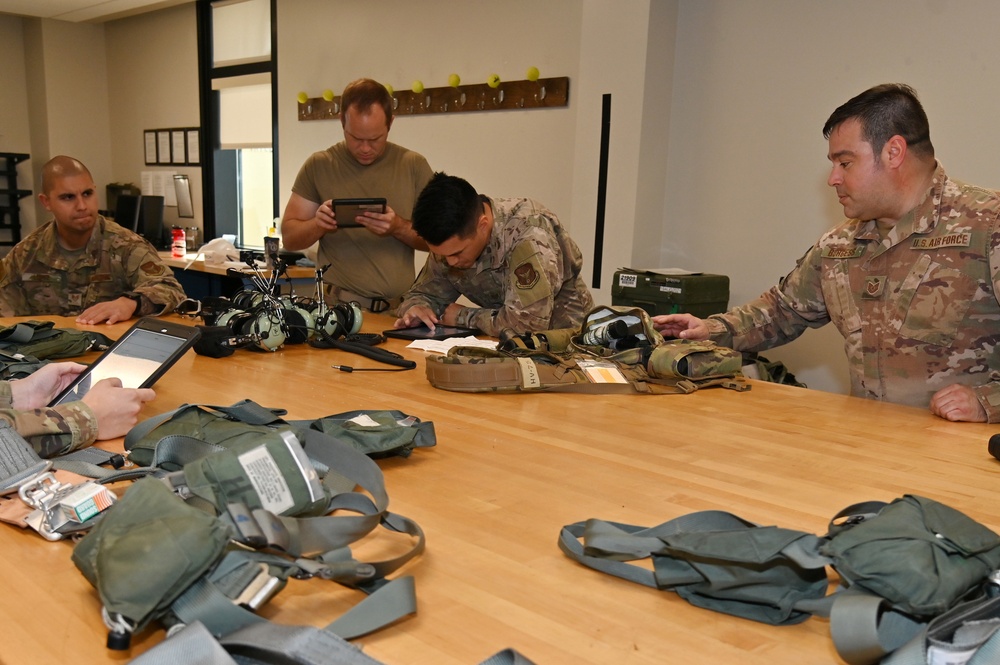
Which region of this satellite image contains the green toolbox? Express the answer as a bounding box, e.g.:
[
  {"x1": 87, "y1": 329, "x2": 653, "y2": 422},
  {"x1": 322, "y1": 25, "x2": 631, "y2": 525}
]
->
[{"x1": 610, "y1": 268, "x2": 730, "y2": 318}]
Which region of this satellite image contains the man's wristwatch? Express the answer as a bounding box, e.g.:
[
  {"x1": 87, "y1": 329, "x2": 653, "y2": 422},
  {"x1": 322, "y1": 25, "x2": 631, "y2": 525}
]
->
[{"x1": 125, "y1": 292, "x2": 143, "y2": 314}]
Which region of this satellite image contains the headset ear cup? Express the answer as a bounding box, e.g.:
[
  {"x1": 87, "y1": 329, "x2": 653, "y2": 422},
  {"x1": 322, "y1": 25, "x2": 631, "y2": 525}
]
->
[
  {"x1": 315, "y1": 306, "x2": 345, "y2": 339},
  {"x1": 343, "y1": 302, "x2": 363, "y2": 335},
  {"x1": 282, "y1": 308, "x2": 308, "y2": 344},
  {"x1": 252, "y1": 310, "x2": 286, "y2": 351}
]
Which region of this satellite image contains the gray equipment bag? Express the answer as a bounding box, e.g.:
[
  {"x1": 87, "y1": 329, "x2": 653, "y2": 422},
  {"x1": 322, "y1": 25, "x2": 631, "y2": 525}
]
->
[
  {"x1": 73, "y1": 401, "x2": 425, "y2": 652},
  {"x1": 559, "y1": 495, "x2": 1000, "y2": 665}
]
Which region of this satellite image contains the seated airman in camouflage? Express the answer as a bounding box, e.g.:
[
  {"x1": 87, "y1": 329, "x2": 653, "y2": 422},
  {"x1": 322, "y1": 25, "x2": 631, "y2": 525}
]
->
[
  {"x1": 0, "y1": 155, "x2": 186, "y2": 325},
  {"x1": 395, "y1": 172, "x2": 594, "y2": 336},
  {"x1": 654, "y1": 83, "x2": 1000, "y2": 423}
]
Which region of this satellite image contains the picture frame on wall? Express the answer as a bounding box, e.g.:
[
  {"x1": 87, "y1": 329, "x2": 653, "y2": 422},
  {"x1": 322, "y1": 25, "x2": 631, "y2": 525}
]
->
[
  {"x1": 156, "y1": 131, "x2": 171, "y2": 165},
  {"x1": 142, "y1": 127, "x2": 202, "y2": 166}
]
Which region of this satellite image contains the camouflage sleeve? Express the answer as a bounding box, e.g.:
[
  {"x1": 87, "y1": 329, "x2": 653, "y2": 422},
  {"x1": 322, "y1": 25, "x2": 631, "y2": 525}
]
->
[
  {"x1": 0, "y1": 246, "x2": 32, "y2": 317},
  {"x1": 974, "y1": 221, "x2": 1000, "y2": 422},
  {"x1": 706, "y1": 244, "x2": 831, "y2": 352},
  {"x1": 123, "y1": 241, "x2": 187, "y2": 315},
  {"x1": 0, "y1": 381, "x2": 98, "y2": 457},
  {"x1": 459, "y1": 237, "x2": 559, "y2": 336},
  {"x1": 397, "y1": 256, "x2": 462, "y2": 317}
]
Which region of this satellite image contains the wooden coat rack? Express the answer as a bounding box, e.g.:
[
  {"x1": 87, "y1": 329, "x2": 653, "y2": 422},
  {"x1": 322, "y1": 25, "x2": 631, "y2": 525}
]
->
[{"x1": 297, "y1": 76, "x2": 569, "y2": 121}]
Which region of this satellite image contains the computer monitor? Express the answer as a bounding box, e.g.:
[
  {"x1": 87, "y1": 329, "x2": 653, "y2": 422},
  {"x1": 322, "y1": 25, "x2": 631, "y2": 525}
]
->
[{"x1": 115, "y1": 194, "x2": 165, "y2": 249}]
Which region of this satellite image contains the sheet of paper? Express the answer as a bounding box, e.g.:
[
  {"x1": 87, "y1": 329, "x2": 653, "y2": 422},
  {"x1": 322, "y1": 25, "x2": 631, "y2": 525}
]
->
[{"x1": 406, "y1": 336, "x2": 496, "y2": 354}]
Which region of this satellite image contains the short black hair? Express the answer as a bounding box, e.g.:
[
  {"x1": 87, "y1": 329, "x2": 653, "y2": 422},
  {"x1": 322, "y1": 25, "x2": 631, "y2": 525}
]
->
[
  {"x1": 822, "y1": 83, "x2": 934, "y2": 160},
  {"x1": 412, "y1": 172, "x2": 486, "y2": 245}
]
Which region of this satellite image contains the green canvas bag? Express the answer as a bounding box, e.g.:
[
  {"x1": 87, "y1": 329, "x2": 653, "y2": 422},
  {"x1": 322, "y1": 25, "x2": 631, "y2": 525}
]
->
[
  {"x1": 0, "y1": 319, "x2": 113, "y2": 360},
  {"x1": 74, "y1": 402, "x2": 427, "y2": 652},
  {"x1": 559, "y1": 495, "x2": 1000, "y2": 665}
]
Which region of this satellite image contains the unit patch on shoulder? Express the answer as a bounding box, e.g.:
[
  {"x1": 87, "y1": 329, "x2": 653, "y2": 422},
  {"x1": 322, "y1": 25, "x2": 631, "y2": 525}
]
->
[
  {"x1": 514, "y1": 262, "x2": 540, "y2": 289},
  {"x1": 140, "y1": 260, "x2": 163, "y2": 275}
]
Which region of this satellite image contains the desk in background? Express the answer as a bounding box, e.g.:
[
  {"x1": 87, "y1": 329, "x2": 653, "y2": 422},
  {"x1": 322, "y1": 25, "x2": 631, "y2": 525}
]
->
[
  {"x1": 159, "y1": 252, "x2": 315, "y2": 299},
  {"x1": 0, "y1": 313, "x2": 997, "y2": 665}
]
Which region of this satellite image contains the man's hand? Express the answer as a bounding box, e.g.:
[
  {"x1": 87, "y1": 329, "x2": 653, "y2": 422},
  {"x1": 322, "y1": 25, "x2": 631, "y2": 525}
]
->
[
  {"x1": 395, "y1": 305, "x2": 439, "y2": 331},
  {"x1": 929, "y1": 384, "x2": 987, "y2": 422},
  {"x1": 9, "y1": 362, "x2": 85, "y2": 409},
  {"x1": 80, "y1": 377, "x2": 156, "y2": 440},
  {"x1": 314, "y1": 199, "x2": 339, "y2": 233},
  {"x1": 76, "y1": 296, "x2": 138, "y2": 325},
  {"x1": 651, "y1": 313, "x2": 710, "y2": 340}
]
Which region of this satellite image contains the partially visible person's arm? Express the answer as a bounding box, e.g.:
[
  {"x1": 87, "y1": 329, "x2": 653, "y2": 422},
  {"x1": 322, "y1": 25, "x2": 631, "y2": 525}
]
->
[
  {"x1": 280, "y1": 193, "x2": 333, "y2": 251},
  {"x1": 396, "y1": 257, "x2": 461, "y2": 330},
  {"x1": 0, "y1": 246, "x2": 31, "y2": 317},
  {"x1": 0, "y1": 365, "x2": 156, "y2": 456}
]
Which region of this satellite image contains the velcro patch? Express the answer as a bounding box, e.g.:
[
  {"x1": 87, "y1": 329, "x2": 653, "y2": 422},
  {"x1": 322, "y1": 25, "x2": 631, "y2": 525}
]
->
[{"x1": 911, "y1": 233, "x2": 971, "y2": 250}]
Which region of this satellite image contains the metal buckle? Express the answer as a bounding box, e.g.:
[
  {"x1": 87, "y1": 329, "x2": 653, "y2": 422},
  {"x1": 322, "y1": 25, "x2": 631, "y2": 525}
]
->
[{"x1": 19, "y1": 472, "x2": 115, "y2": 541}]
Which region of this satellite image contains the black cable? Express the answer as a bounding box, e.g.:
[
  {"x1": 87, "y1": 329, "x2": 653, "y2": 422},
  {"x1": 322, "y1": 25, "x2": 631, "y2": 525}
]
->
[{"x1": 331, "y1": 364, "x2": 411, "y2": 372}]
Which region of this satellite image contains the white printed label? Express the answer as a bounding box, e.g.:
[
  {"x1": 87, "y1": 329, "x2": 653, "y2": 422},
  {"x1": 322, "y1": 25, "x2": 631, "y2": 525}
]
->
[
  {"x1": 617, "y1": 273, "x2": 637, "y2": 289},
  {"x1": 348, "y1": 414, "x2": 381, "y2": 428},
  {"x1": 517, "y1": 357, "x2": 541, "y2": 389},
  {"x1": 928, "y1": 645, "x2": 979, "y2": 665},
  {"x1": 239, "y1": 446, "x2": 294, "y2": 515},
  {"x1": 659, "y1": 286, "x2": 682, "y2": 294}
]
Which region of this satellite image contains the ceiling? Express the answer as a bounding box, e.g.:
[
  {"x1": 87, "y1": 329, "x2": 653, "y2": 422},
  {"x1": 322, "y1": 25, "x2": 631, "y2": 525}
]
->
[{"x1": 0, "y1": 0, "x2": 190, "y2": 23}]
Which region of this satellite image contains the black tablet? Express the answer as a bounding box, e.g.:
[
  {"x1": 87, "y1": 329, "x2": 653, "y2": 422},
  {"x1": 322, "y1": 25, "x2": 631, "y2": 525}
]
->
[
  {"x1": 49, "y1": 317, "x2": 201, "y2": 406},
  {"x1": 383, "y1": 325, "x2": 479, "y2": 341},
  {"x1": 333, "y1": 197, "x2": 386, "y2": 228}
]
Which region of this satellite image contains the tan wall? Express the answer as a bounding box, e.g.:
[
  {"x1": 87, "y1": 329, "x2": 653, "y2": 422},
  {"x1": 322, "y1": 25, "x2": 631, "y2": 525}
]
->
[{"x1": 4, "y1": 0, "x2": 1000, "y2": 396}]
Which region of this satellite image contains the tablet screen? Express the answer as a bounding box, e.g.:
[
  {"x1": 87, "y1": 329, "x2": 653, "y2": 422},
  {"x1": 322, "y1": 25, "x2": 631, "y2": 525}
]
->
[
  {"x1": 49, "y1": 318, "x2": 200, "y2": 406},
  {"x1": 383, "y1": 325, "x2": 478, "y2": 341},
  {"x1": 333, "y1": 198, "x2": 386, "y2": 228}
]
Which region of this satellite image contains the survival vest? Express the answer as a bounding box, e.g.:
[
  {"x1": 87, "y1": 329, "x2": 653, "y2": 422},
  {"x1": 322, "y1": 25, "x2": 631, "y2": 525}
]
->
[
  {"x1": 559, "y1": 496, "x2": 1000, "y2": 664},
  {"x1": 425, "y1": 305, "x2": 749, "y2": 394},
  {"x1": 72, "y1": 400, "x2": 429, "y2": 652}
]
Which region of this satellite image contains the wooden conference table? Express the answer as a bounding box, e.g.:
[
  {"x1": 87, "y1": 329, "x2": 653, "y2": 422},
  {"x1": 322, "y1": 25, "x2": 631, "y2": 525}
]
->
[{"x1": 0, "y1": 313, "x2": 997, "y2": 665}]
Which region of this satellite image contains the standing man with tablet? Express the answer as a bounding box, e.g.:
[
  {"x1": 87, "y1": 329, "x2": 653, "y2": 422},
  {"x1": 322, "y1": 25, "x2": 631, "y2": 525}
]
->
[{"x1": 280, "y1": 78, "x2": 433, "y2": 313}]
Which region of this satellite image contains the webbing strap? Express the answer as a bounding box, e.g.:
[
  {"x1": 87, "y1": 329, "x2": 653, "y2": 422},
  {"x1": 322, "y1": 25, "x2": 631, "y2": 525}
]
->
[
  {"x1": 0, "y1": 321, "x2": 51, "y2": 346},
  {"x1": 829, "y1": 591, "x2": 924, "y2": 665},
  {"x1": 171, "y1": 566, "x2": 417, "y2": 642}
]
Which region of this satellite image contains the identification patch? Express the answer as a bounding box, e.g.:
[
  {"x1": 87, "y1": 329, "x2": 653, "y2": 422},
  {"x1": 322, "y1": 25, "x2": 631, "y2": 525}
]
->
[
  {"x1": 822, "y1": 245, "x2": 865, "y2": 259},
  {"x1": 239, "y1": 445, "x2": 294, "y2": 515},
  {"x1": 911, "y1": 232, "x2": 971, "y2": 250}
]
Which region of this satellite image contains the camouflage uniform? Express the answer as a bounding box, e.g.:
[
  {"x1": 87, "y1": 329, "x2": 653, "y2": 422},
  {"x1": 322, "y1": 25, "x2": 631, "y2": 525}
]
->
[
  {"x1": 0, "y1": 381, "x2": 97, "y2": 457},
  {"x1": 706, "y1": 163, "x2": 1000, "y2": 419},
  {"x1": 0, "y1": 216, "x2": 186, "y2": 317},
  {"x1": 399, "y1": 197, "x2": 595, "y2": 336}
]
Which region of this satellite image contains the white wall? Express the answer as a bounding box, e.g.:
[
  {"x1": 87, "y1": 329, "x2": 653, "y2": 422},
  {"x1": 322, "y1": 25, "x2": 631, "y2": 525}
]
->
[
  {"x1": 661, "y1": 0, "x2": 1000, "y2": 394},
  {"x1": 277, "y1": 0, "x2": 585, "y2": 235},
  {"x1": 105, "y1": 3, "x2": 200, "y2": 233}
]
